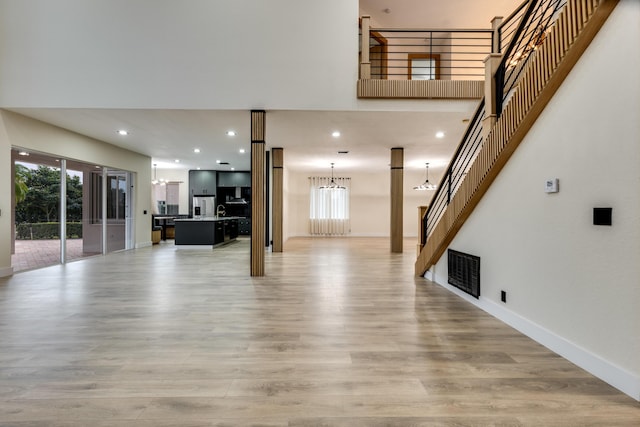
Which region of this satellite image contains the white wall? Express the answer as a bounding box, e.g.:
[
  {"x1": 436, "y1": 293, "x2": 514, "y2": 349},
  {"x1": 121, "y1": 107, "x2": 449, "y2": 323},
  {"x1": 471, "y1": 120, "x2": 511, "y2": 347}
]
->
[
  {"x1": 285, "y1": 168, "x2": 434, "y2": 239},
  {"x1": 0, "y1": 110, "x2": 153, "y2": 275},
  {"x1": 0, "y1": 115, "x2": 13, "y2": 276},
  {"x1": 0, "y1": 0, "x2": 359, "y2": 111},
  {"x1": 430, "y1": 0, "x2": 640, "y2": 399}
]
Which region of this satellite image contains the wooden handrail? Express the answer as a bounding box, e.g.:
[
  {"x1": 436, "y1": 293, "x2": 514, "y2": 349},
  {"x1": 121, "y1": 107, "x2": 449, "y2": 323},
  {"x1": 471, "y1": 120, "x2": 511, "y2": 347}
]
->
[{"x1": 415, "y1": 0, "x2": 619, "y2": 276}]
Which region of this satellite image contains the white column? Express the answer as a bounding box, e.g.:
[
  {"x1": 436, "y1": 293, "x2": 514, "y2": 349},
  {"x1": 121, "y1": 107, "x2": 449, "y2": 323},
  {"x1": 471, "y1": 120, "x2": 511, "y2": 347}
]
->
[{"x1": 60, "y1": 159, "x2": 67, "y2": 263}]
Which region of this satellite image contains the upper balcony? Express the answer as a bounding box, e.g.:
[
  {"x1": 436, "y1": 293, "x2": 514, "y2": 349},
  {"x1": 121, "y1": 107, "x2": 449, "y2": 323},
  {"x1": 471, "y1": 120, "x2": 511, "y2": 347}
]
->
[{"x1": 358, "y1": 1, "x2": 528, "y2": 100}]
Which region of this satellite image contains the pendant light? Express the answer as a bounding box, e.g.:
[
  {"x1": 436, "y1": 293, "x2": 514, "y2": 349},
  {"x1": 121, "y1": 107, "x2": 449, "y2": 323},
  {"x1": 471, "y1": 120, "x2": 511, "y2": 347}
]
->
[
  {"x1": 151, "y1": 163, "x2": 166, "y2": 185},
  {"x1": 413, "y1": 162, "x2": 437, "y2": 191},
  {"x1": 152, "y1": 164, "x2": 159, "y2": 185},
  {"x1": 319, "y1": 163, "x2": 345, "y2": 190}
]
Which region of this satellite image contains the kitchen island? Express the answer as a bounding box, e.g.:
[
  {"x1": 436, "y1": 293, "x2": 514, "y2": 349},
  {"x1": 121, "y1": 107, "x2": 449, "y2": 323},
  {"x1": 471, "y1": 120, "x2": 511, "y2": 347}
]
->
[{"x1": 174, "y1": 217, "x2": 240, "y2": 246}]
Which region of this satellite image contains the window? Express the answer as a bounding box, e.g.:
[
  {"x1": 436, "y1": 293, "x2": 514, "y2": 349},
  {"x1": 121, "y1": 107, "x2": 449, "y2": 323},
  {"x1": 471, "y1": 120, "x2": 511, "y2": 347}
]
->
[
  {"x1": 408, "y1": 53, "x2": 441, "y2": 80},
  {"x1": 309, "y1": 176, "x2": 351, "y2": 235}
]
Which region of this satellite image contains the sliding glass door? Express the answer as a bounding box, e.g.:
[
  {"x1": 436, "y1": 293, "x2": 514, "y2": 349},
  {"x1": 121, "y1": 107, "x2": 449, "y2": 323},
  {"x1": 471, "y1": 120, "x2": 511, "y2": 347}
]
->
[
  {"x1": 12, "y1": 153, "x2": 62, "y2": 271},
  {"x1": 12, "y1": 149, "x2": 135, "y2": 272}
]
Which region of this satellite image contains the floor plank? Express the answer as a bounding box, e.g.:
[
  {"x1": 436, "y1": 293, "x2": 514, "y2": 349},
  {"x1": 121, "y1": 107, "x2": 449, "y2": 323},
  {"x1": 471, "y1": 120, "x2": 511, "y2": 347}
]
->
[{"x1": 0, "y1": 237, "x2": 638, "y2": 425}]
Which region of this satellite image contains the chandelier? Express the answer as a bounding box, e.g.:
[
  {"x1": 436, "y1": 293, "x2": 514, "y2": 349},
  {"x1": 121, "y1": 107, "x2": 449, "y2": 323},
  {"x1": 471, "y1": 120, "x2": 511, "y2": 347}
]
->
[
  {"x1": 319, "y1": 163, "x2": 345, "y2": 190},
  {"x1": 413, "y1": 162, "x2": 437, "y2": 191}
]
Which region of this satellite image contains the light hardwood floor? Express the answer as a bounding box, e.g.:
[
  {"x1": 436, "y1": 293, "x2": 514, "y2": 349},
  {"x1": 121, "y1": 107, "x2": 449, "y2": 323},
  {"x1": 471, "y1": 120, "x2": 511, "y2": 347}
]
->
[{"x1": 0, "y1": 237, "x2": 638, "y2": 426}]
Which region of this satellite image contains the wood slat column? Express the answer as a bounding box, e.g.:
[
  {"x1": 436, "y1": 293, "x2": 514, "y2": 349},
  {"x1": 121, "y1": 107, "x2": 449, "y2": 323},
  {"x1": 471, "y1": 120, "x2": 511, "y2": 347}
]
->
[
  {"x1": 251, "y1": 110, "x2": 266, "y2": 276},
  {"x1": 390, "y1": 147, "x2": 403, "y2": 253},
  {"x1": 272, "y1": 148, "x2": 284, "y2": 253}
]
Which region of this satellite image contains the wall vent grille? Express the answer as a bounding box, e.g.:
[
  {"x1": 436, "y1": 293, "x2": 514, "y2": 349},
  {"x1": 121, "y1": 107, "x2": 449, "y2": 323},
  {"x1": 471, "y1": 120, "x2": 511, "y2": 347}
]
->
[{"x1": 448, "y1": 249, "x2": 480, "y2": 298}]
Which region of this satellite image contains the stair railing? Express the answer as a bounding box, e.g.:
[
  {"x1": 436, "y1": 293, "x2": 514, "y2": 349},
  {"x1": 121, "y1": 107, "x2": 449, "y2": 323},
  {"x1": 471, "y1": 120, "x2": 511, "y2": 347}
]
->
[
  {"x1": 495, "y1": 0, "x2": 567, "y2": 116},
  {"x1": 423, "y1": 99, "x2": 485, "y2": 240},
  {"x1": 421, "y1": 0, "x2": 568, "y2": 248}
]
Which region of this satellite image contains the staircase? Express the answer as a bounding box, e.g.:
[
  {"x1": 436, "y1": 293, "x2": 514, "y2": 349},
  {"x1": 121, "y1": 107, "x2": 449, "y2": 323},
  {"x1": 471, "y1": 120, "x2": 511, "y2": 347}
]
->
[{"x1": 415, "y1": 0, "x2": 619, "y2": 276}]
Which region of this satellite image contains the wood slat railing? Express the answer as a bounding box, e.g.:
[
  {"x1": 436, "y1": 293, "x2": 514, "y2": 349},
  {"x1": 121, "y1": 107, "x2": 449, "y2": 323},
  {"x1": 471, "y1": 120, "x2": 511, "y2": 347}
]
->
[
  {"x1": 357, "y1": 79, "x2": 484, "y2": 99},
  {"x1": 416, "y1": 0, "x2": 619, "y2": 276}
]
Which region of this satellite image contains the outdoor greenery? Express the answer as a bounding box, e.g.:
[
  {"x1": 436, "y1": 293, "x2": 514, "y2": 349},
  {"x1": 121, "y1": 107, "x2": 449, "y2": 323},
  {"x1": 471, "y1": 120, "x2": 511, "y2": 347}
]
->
[
  {"x1": 15, "y1": 165, "x2": 84, "y2": 240},
  {"x1": 15, "y1": 222, "x2": 83, "y2": 240},
  {"x1": 14, "y1": 164, "x2": 29, "y2": 204}
]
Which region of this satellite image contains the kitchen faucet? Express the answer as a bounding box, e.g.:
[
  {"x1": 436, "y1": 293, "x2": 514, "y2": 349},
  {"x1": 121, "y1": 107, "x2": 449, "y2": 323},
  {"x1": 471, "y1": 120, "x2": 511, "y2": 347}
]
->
[{"x1": 216, "y1": 204, "x2": 226, "y2": 217}]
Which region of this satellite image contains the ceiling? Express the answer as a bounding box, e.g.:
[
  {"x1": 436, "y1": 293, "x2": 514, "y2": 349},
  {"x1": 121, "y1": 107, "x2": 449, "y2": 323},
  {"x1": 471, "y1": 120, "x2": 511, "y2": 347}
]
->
[
  {"x1": 359, "y1": 0, "x2": 524, "y2": 28},
  {"x1": 8, "y1": 0, "x2": 522, "y2": 179},
  {"x1": 10, "y1": 107, "x2": 476, "y2": 175}
]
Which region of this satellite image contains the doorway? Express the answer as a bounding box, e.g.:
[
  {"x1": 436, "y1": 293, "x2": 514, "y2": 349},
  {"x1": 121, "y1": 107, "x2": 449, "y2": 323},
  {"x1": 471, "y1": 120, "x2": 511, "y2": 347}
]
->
[{"x1": 408, "y1": 53, "x2": 441, "y2": 80}]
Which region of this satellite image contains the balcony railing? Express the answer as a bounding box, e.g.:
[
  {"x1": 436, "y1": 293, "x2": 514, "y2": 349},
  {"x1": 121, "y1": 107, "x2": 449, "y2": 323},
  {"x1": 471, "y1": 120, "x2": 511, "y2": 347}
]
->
[
  {"x1": 362, "y1": 28, "x2": 493, "y2": 81},
  {"x1": 359, "y1": 18, "x2": 496, "y2": 99}
]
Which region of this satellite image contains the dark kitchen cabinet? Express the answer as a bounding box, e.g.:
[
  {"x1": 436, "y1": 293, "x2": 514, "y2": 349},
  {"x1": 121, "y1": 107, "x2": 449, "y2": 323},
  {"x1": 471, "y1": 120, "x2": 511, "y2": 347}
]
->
[
  {"x1": 217, "y1": 171, "x2": 250, "y2": 187},
  {"x1": 189, "y1": 170, "x2": 217, "y2": 196},
  {"x1": 214, "y1": 221, "x2": 224, "y2": 243}
]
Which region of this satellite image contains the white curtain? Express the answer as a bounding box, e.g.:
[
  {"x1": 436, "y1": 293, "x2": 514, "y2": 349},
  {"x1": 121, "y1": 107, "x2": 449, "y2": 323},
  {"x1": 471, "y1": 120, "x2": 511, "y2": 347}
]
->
[{"x1": 309, "y1": 176, "x2": 351, "y2": 235}]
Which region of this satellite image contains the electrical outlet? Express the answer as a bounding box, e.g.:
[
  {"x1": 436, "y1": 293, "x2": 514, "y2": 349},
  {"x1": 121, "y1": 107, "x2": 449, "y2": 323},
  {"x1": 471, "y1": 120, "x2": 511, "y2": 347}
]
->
[{"x1": 501, "y1": 290, "x2": 507, "y2": 303}]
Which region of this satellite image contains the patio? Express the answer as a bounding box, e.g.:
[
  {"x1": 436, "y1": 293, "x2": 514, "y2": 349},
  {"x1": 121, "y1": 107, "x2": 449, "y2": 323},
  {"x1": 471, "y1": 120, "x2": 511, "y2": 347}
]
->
[{"x1": 11, "y1": 239, "x2": 100, "y2": 272}]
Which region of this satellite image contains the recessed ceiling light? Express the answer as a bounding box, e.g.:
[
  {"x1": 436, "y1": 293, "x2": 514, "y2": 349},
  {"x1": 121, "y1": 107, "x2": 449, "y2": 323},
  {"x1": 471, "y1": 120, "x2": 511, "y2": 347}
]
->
[
  {"x1": 194, "y1": 148, "x2": 201, "y2": 153},
  {"x1": 117, "y1": 130, "x2": 129, "y2": 136},
  {"x1": 174, "y1": 159, "x2": 180, "y2": 163},
  {"x1": 231, "y1": 167, "x2": 235, "y2": 171},
  {"x1": 18, "y1": 150, "x2": 29, "y2": 156},
  {"x1": 216, "y1": 160, "x2": 221, "y2": 164},
  {"x1": 226, "y1": 130, "x2": 236, "y2": 136},
  {"x1": 197, "y1": 167, "x2": 201, "y2": 170},
  {"x1": 435, "y1": 131, "x2": 445, "y2": 138},
  {"x1": 332, "y1": 131, "x2": 341, "y2": 138},
  {"x1": 239, "y1": 148, "x2": 246, "y2": 154}
]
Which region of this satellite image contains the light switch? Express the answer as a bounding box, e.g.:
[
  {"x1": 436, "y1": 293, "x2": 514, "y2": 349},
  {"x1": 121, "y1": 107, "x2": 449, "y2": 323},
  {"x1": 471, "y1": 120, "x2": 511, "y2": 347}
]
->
[{"x1": 545, "y1": 178, "x2": 559, "y2": 193}]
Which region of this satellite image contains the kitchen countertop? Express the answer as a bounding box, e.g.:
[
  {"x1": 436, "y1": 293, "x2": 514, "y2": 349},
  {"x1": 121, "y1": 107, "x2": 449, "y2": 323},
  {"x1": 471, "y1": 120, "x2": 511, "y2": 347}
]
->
[{"x1": 174, "y1": 217, "x2": 243, "y2": 222}]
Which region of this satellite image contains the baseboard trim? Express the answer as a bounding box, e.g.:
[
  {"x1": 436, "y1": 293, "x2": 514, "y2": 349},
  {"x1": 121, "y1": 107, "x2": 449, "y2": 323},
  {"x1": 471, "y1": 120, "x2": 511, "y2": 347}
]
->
[
  {"x1": 136, "y1": 241, "x2": 153, "y2": 249},
  {"x1": 430, "y1": 278, "x2": 640, "y2": 401},
  {"x1": 0, "y1": 266, "x2": 14, "y2": 277}
]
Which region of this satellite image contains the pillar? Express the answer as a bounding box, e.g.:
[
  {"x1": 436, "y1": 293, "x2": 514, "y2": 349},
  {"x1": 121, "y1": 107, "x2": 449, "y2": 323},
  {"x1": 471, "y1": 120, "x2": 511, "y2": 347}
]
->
[
  {"x1": 417, "y1": 205, "x2": 428, "y2": 256},
  {"x1": 491, "y1": 16, "x2": 504, "y2": 54},
  {"x1": 360, "y1": 15, "x2": 371, "y2": 79},
  {"x1": 482, "y1": 53, "x2": 503, "y2": 139},
  {"x1": 272, "y1": 148, "x2": 284, "y2": 253},
  {"x1": 251, "y1": 110, "x2": 266, "y2": 276},
  {"x1": 0, "y1": 115, "x2": 14, "y2": 276},
  {"x1": 390, "y1": 147, "x2": 403, "y2": 253}
]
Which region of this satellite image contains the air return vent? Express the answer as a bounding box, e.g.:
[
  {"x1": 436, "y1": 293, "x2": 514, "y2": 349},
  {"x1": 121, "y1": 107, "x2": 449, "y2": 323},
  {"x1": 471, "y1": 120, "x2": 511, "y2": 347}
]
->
[{"x1": 448, "y1": 249, "x2": 480, "y2": 298}]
